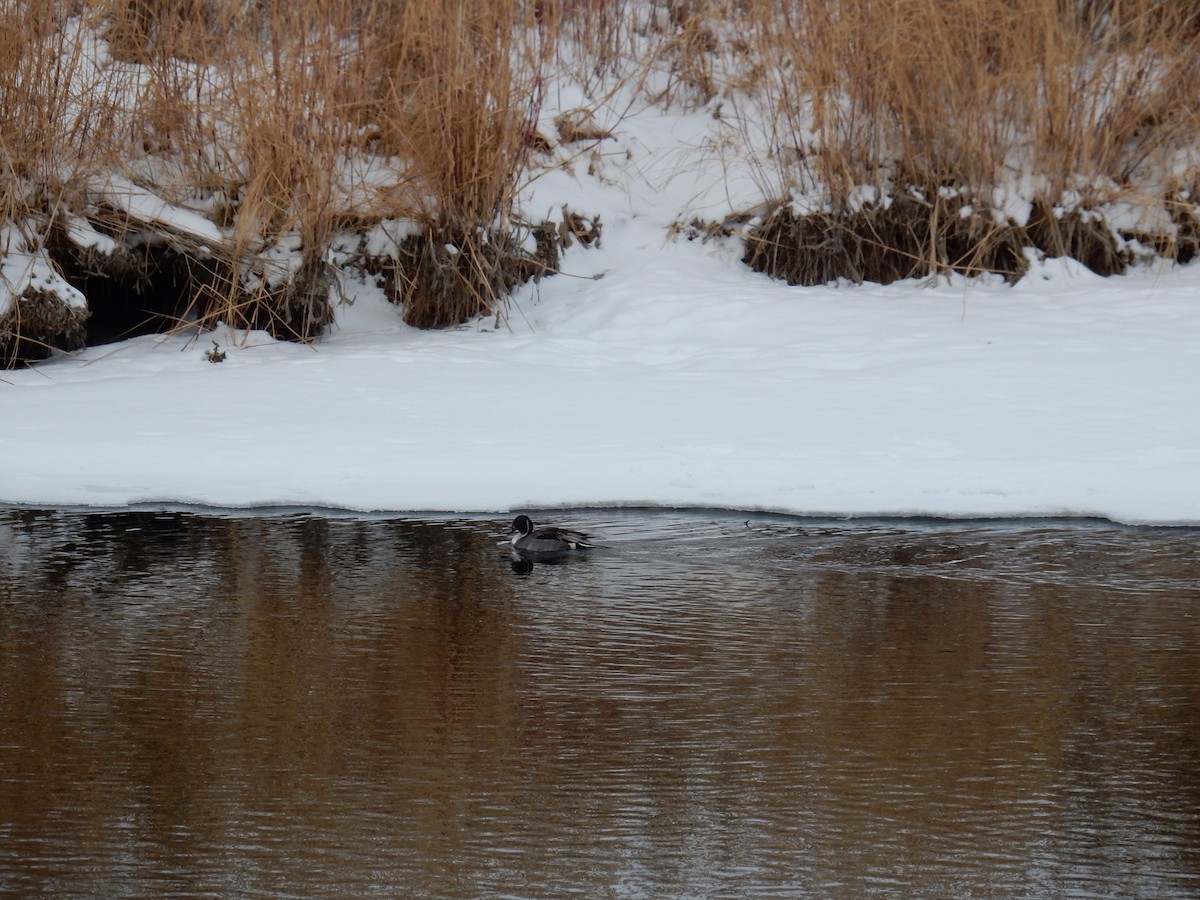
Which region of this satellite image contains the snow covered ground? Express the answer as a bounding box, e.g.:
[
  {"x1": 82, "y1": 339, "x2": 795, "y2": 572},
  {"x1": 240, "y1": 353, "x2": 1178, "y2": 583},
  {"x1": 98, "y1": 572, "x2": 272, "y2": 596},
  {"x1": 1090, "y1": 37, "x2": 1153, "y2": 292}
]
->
[
  {"x1": 3, "y1": 85, "x2": 1200, "y2": 525},
  {"x1": 3, "y1": 215, "x2": 1199, "y2": 525}
]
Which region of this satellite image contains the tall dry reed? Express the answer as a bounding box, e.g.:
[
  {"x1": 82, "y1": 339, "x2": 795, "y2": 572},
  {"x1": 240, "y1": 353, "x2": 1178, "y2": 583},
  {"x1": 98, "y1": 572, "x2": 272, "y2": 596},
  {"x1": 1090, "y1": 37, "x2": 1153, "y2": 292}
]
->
[
  {"x1": 359, "y1": 0, "x2": 551, "y2": 327},
  {"x1": 738, "y1": 0, "x2": 1200, "y2": 281},
  {"x1": 746, "y1": 0, "x2": 1200, "y2": 206},
  {"x1": 0, "y1": 2, "x2": 127, "y2": 362},
  {"x1": 3, "y1": 0, "x2": 558, "y2": 347},
  {"x1": 7, "y1": 0, "x2": 1200, "y2": 365}
]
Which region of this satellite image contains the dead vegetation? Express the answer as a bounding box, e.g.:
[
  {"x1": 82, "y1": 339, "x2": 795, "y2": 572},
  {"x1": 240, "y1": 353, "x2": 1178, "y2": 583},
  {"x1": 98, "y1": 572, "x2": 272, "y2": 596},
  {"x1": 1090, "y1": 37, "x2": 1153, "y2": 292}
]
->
[
  {"x1": 4, "y1": 0, "x2": 1200, "y2": 365},
  {"x1": 741, "y1": 191, "x2": 1140, "y2": 287},
  {"x1": 739, "y1": 0, "x2": 1200, "y2": 284},
  {"x1": 743, "y1": 192, "x2": 1029, "y2": 287},
  {"x1": 0, "y1": 0, "x2": 565, "y2": 364},
  {"x1": 390, "y1": 225, "x2": 550, "y2": 330},
  {"x1": 0, "y1": 288, "x2": 89, "y2": 367}
]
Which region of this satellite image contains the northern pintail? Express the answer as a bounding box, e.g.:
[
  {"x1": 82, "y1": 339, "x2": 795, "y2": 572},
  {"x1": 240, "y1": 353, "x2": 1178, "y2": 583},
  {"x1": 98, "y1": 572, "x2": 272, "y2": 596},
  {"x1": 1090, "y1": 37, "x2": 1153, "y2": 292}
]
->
[{"x1": 510, "y1": 515, "x2": 594, "y2": 554}]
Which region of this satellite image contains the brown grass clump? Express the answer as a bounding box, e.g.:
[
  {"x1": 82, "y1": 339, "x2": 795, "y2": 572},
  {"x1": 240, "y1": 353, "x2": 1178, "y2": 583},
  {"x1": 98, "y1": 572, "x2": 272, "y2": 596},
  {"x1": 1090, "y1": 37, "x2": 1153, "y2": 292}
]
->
[
  {"x1": 1165, "y1": 187, "x2": 1200, "y2": 265},
  {"x1": 1, "y1": 0, "x2": 568, "y2": 357},
  {"x1": 742, "y1": 192, "x2": 1139, "y2": 287},
  {"x1": 0, "y1": 291, "x2": 89, "y2": 367},
  {"x1": 0, "y1": 4, "x2": 126, "y2": 183},
  {"x1": 744, "y1": 192, "x2": 1030, "y2": 287},
  {"x1": 194, "y1": 2, "x2": 363, "y2": 339},
  {"x1": 360, "y1": 0, "x2": 552, "y2": 327},
  {"x1": 1023, "y1": 200, "x2": 1126, "y2": 277},
  {"x1": 100, "y1": 0, "x2": 228, "y2": 64},
  {"x1": 9, "y1": 0, "x2": 1200, "y2": 366},
  {"x1": 536, "y1": 0, "x2": 642, "y2": 85},
  {"x1": 748, "y1": 0, "x2": 1200, "y2": 204},
  {"x1": 8, "y1": 0, "x2": 586, "y2": 360},
  {"x1": 391, "y1": 226, "x2": 538, "y2": 329},
  {"x1": 0, "y1": 3, "x2": 118, "y2": 363}
]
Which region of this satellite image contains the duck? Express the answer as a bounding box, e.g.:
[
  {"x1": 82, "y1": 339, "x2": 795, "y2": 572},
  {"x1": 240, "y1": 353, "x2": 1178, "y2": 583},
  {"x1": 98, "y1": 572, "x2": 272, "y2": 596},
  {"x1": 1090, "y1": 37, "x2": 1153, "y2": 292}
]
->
[{"x1": 509, "y1": 514, "x2": 594, "y2": 554}]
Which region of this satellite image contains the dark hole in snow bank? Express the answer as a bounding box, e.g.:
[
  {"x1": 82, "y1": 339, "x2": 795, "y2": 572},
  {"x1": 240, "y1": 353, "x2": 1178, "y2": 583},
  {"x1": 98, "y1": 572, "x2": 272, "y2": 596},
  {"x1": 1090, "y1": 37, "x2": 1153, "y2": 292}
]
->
[
  {"x1": 44, "y1": 229, "x2": 216, "y2": 346},
  {"x1": 41, "y1": 224, "x2": 335, "y2": 350},
  {"x1": 3, "y1": 206, "x2": 583, "y2": 367}
]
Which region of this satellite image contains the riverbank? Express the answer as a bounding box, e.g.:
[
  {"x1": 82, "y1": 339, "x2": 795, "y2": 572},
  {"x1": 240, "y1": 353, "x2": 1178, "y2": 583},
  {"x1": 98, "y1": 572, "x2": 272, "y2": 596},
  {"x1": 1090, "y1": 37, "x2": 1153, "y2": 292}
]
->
[
  {"x1": 4, "y1": 2, "x2": 1200, "y2": 523},
  {"x1": 4, "y1": 211, "x2": 1199, "y2": 524},
  {"x1": 5, "y1": 2, "x2": 1200, "y2": 362}
]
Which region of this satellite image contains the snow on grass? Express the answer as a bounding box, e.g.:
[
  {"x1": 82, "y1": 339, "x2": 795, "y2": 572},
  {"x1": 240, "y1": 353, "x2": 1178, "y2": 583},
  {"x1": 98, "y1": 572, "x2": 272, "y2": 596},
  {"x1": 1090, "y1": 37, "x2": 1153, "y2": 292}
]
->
[
  {"x1": 86, "y1": 174, "x2": 225, "y2": 247},
  {"x1": 1, "y1": 224, "x2": 88, "y2": 315}
]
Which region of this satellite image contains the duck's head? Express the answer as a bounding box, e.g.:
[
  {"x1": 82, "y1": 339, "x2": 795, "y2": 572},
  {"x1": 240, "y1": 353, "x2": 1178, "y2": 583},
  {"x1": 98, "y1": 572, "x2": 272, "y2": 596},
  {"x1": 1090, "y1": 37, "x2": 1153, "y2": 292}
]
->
[{"x1": 511, "y1": 515, "x2": 535, "y2": 535}]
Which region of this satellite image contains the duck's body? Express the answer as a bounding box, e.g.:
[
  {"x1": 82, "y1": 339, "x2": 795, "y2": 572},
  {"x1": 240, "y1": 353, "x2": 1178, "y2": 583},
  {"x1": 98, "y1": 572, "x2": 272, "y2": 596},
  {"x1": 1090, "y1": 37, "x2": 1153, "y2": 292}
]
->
[{"x1": 510, "y1": 515, "x2": 594, "y2": 554}]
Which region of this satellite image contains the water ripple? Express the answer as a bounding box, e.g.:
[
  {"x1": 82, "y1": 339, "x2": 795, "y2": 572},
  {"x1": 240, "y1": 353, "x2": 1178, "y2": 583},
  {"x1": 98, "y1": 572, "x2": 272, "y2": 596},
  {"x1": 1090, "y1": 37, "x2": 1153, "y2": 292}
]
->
[{"x1": 1, "y1": 508, "x2": 1198, "y2": 897}]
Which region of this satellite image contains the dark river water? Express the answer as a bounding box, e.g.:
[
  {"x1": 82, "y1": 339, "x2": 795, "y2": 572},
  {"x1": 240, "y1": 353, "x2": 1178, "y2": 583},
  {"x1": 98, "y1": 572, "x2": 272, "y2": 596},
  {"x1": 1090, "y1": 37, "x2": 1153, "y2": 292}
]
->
[{"x1": 1, "y1": 508, "x2": 1198, "y2": 898}]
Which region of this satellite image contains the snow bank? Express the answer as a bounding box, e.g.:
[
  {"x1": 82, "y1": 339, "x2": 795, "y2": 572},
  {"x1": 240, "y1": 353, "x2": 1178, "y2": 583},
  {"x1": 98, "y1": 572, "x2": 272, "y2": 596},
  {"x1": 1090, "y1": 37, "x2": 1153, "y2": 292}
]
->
[
  {"x1": 3, "y1": 215, "x2": 1198, "y2": 525},
  {"x1": 3, "y1": 33, "x2": 1199, "y2": 524}
]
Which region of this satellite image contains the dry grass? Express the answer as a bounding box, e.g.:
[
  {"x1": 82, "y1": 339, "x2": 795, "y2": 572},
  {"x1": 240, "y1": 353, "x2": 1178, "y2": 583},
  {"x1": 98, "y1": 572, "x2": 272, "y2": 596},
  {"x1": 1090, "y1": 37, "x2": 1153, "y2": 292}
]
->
[
  {"x1": 537, "y1": 0, "x2": 644, "y2": 86},
  {"x1": 6, "y1": 0, "x2": 1200, "y2": 365},
  {"x1": 138, "y1": 0, "x2": 553, "y2": 334},
  {"x1": 2, "y1": 0, "x2": 559, "y2": 360},
  {"x1": 0, "y1": 3, "x2": 125, "y2": 362},
  {"x1": 203, "y1": 2, "x2": 362, "y2": 338},
  {"x1": 361, "y1": 0, "x2": 552, "y2": 327},
  {"x1": 743, "y1": 191, "x2": 1032, "y2": 287},
  {"x1": 0, "y1": 4, "x2": 124, "y2": 184},
  {"x1": 747, "y1": 0, "x2": 1200, "y2": 204},
  {"x1": 736, "y1": 0, "x2": 1200, "y2": 282}
]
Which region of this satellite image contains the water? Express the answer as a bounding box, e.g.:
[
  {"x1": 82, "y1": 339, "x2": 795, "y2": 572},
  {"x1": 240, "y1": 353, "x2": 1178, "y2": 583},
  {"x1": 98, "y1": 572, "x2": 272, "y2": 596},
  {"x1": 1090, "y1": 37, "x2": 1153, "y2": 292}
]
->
[{"x1": 1, "y1": 508, "x2": 1198, "y2": 897}]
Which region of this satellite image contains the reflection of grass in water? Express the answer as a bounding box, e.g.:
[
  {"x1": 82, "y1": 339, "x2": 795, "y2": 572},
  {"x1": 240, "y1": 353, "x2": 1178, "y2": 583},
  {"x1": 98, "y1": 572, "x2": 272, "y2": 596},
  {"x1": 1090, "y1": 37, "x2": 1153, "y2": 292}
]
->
[{"x1": 2, "y1": 508, "x2": 1199, "y2": 899}]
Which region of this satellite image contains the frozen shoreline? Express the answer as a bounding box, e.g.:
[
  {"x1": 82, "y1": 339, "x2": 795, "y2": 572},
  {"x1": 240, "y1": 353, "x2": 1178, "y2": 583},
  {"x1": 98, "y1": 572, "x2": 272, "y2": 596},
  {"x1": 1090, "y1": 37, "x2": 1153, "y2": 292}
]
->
[
  {"x1": 5, "y1": 10, "x2": 1200, "y2": 526},
  {"x1": 4, "y1": 218, "x2": 1199, "y2": 526}
]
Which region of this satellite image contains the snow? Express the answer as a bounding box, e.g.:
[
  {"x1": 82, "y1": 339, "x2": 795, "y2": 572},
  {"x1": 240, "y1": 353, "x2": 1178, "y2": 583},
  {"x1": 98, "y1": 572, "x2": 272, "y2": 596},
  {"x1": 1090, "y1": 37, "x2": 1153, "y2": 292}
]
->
[
  {"x1": 1, "y1": 223, "x2": 89, "y2": 315},
  {"x1": 86, "y1": 174, "x2": 225, "y2": 247},
  {"x1": 3, "y1": 75, "x2": 1200, "y2": 525},
  {"x1": 3, "y1": 212, "x2": 1199, "y2": 524}
]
